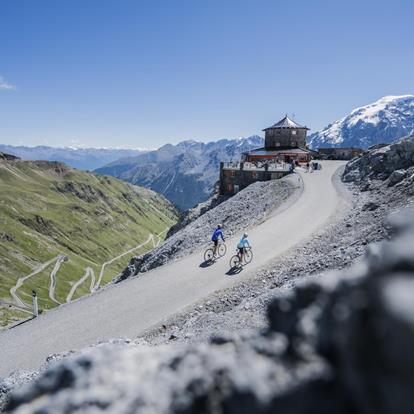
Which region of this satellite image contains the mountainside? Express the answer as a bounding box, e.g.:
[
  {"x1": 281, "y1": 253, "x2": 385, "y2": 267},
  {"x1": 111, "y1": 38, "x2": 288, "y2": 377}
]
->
[
  {"x1": 0, "y1": 156, "x2": 177, "y2": 328},
  {"x1": 342, "y1": 134, "x2": 414, "y2": 184},
  {"x1": 0, "y1": 145, "x2": 146, "y2": 171},
  {"x1": 309, "y1": 95, "x2": 414, "y2": 149},
  {"x1": 95, "y1": 136, "x2": 264, "y2": 209}
]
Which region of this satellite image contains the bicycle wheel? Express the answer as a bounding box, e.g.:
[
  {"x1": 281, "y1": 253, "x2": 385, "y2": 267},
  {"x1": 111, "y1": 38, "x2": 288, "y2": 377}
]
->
[
  {"x1": 230, "y1": 255, "x2": 240, "y2": 269},
  {"x1": 244, "y1": 249, "x2": 253, "y2": 264},
  {"x1": 204, "y1": 248, "x2": 214, "y2": 262},
  {"x1": 218, "y1": 243, "x2": 227, "y2": 257}
]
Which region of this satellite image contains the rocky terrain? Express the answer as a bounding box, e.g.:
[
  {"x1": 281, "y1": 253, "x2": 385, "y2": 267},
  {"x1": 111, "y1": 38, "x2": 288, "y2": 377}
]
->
[
  {"x1": 95, "y1": 136, "x2": 264, "y2": 209},
  {"x1": 309, "y1": 95, "x2": 414, "y2": 149},
  {"x1": 0, "y1": 152, "x2": 19, "y2": 162},
  {"x1": 116, "y1": 175, "x2": 299, "y2": 282},
  {"x1": 166, "y1": 191, "x2": 228, "y2": 238},
  {"x1": 343, "y1": 134, "x2": 414, "y2": 183}
]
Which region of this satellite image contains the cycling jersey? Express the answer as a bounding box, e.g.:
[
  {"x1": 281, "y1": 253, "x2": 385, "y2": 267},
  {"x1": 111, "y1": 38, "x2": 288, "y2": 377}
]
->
[
  {"x1": 237, "y1": 237, "x2": 250, "y2": 249},
  {"x1": 212, "y1": 228, "x2": 224, "y2": 242}
]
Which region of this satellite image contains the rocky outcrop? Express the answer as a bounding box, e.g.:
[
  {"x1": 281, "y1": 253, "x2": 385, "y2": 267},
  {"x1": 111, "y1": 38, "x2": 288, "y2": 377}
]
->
[
  {"x1": 342, "y1": 134, "x2": 414, "y2": 183},
  {"x1": 4, "y1": 210, "x2": 414, "y2": 414},
  {"x1": 116, "y1": 177, "x2": 298, "y2": 282},
  {"x1": 0, "y1": 152, "x2": 19, "y2": 162}
]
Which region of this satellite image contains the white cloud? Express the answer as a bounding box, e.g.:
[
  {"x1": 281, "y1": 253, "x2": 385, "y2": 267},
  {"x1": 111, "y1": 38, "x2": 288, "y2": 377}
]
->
[
  {"x1": 0, "y1": 76, "x2": 16, "y2": 90},
  {"x1": 68, "y1": 138, "x2": 86, "y2": 149}
]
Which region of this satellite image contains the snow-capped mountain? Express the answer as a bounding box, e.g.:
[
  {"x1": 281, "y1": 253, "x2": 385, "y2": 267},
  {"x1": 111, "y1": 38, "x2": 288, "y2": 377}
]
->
[
  {"x1": 0, "y1": 145, "x2": 146, "y2": 170},
  {"x1": 309, "y1": 95, "x2": 414, "y2": 149},
  {"x1": 96, "y1": 136, "x2": 264, "y2": 210}
]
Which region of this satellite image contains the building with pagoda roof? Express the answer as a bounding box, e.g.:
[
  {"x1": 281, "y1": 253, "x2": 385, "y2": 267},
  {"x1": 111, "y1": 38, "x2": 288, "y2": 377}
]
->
[
  {"x1": 243, "y1": 115, "x2": 312, "y2": 164},
  {"x1": 219, "y1": 115, "x2": 314, "y2": 195}
]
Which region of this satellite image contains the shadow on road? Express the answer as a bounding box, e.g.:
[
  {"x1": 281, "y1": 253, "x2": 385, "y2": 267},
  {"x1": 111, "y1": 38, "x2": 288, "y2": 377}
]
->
[
  {"x1": 199, "y1": 260, "x2": 215, "y2": 268},
  {"x1": 9, "y1": 316, "x2": 35, "y2": 329},
  {"x1": 226, "y1": 266, "x2": 243, "y2": 276}
]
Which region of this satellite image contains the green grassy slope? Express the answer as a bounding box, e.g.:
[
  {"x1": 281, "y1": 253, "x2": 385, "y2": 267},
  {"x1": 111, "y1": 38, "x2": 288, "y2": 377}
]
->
[{"x1": 0, "y1": 159, "x2": 178, "y2": 328}]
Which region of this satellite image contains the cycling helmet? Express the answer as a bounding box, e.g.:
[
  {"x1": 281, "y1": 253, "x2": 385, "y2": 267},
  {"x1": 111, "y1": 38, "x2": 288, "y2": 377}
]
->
[
  {"x1": 217, "y1": 224, "x2": 222, "y2": 229},
  {"x1": 243, "y1": 233, "x2": 248, "y2": 238}
]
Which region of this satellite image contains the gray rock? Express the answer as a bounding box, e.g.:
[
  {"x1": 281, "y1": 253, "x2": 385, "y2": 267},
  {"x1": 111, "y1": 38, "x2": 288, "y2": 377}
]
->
[
  {"x1": 342, "y1": 134, "x2": 414, "y2": 183},
  {"x1": 388, "y1": 169, "x2": 407, "y2": 187},
  {"x1": 362, "y1": 201, "x2": 379, "y2": 211}
]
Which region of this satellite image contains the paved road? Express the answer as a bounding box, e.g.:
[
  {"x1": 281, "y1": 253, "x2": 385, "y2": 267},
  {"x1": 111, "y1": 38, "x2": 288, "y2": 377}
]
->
[{"x1": 0, "y1": 161, "x2": 346, "y2": 377}]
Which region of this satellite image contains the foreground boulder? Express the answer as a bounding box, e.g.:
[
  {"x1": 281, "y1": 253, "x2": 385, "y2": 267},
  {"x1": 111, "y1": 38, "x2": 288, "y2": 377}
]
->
[{"x1": 4, "y1": 211, "x2": 414, "y2": 414}]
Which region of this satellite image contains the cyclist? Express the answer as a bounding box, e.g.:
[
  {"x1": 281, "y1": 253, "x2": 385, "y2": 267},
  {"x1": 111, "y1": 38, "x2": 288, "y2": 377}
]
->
[
  {"x1": 237, "y1": 233, "x2": 251, "y2": 263},
  {"x1": 211, "y1": 225, "x2": 225, "y2": 257}
]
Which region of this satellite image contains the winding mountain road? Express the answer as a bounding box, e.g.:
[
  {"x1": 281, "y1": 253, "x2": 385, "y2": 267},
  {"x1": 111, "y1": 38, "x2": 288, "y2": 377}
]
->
[
  {"x1": 0, "y1": 161, "x2": 347, "y2": 377},
  {"x1": 49, "y1": 254, "x2": 67, "y2": 305},
  {"x1": 9, "y1": 256, "x2": 60, "y2": 309}
]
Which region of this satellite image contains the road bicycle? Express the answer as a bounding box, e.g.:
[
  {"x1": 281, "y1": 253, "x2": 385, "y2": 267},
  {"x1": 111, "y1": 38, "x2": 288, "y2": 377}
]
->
[
  {"x1": 229, "y1": 247, "x2": 253, "y2": 269},
  {"x1": 204, "y1": 242, "x2": 227, "y2": 262}
]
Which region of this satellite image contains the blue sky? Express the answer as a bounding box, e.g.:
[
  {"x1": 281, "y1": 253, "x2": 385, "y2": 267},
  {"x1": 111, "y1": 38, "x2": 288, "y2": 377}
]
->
[{"x1": 0, "y1": 0, "x2": 413, "y2": 148}]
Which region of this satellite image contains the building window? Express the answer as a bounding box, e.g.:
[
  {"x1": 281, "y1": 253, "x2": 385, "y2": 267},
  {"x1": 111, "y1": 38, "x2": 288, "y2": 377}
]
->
[
  {"x1": 292, "y1": 130, "x2": 297, "y2": 135},
  {"x1": 292, "y1": 141, "x2": 297, "y2": 146},
  {"x1": 276, "y1": 142, "x2": 280, "y2": 147}
]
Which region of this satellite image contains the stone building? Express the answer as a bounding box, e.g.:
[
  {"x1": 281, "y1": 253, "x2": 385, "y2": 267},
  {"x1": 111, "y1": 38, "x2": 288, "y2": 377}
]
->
[
  {"x1": 219, "y1": 161, "x2": 291, "y2": 195},
  {"x1": 243, "y1": 115, "x2": 312, "y2": 163},
  {"x1": 220, "y1": 115, "x2": 311, "y2": 195}
]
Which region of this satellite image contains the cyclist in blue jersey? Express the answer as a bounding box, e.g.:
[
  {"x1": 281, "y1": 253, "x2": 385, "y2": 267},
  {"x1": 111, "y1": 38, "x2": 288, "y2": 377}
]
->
[
  {"x1": 237, "y1": 233, "x2": 251, "y2": 263},
  {"x1": 211, "y1": 225, "x2": 225, "y2": 257}
]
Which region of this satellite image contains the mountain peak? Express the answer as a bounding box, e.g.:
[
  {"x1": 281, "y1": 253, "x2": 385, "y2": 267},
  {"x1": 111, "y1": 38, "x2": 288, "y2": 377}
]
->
[{"x1": 309, "y1": 95, "x2": 414, "y2": 149}]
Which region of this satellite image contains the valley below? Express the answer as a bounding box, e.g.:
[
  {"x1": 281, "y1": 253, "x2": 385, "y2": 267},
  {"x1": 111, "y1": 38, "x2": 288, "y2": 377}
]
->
[{"x1": 0, "y1": 157, "x2": 178, "y2": 328}]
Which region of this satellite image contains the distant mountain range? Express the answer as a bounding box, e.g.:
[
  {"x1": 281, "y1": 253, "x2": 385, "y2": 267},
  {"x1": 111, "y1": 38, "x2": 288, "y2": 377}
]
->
[
  {"x1": 0, "y1": 145, "x2": 146, "y2": 170},
  {"x1": 4, "y1": 95, "x2": 413, "y2": 210},
  {"x1": 309, "y1": 95, "x2": 414, "y2": 149},
  {"x1": 0, "y1": 155, "x2": 177, "y2": 328},
  {"x1": 95, "y1": 136, "x2": 264, "y2": 210}
]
